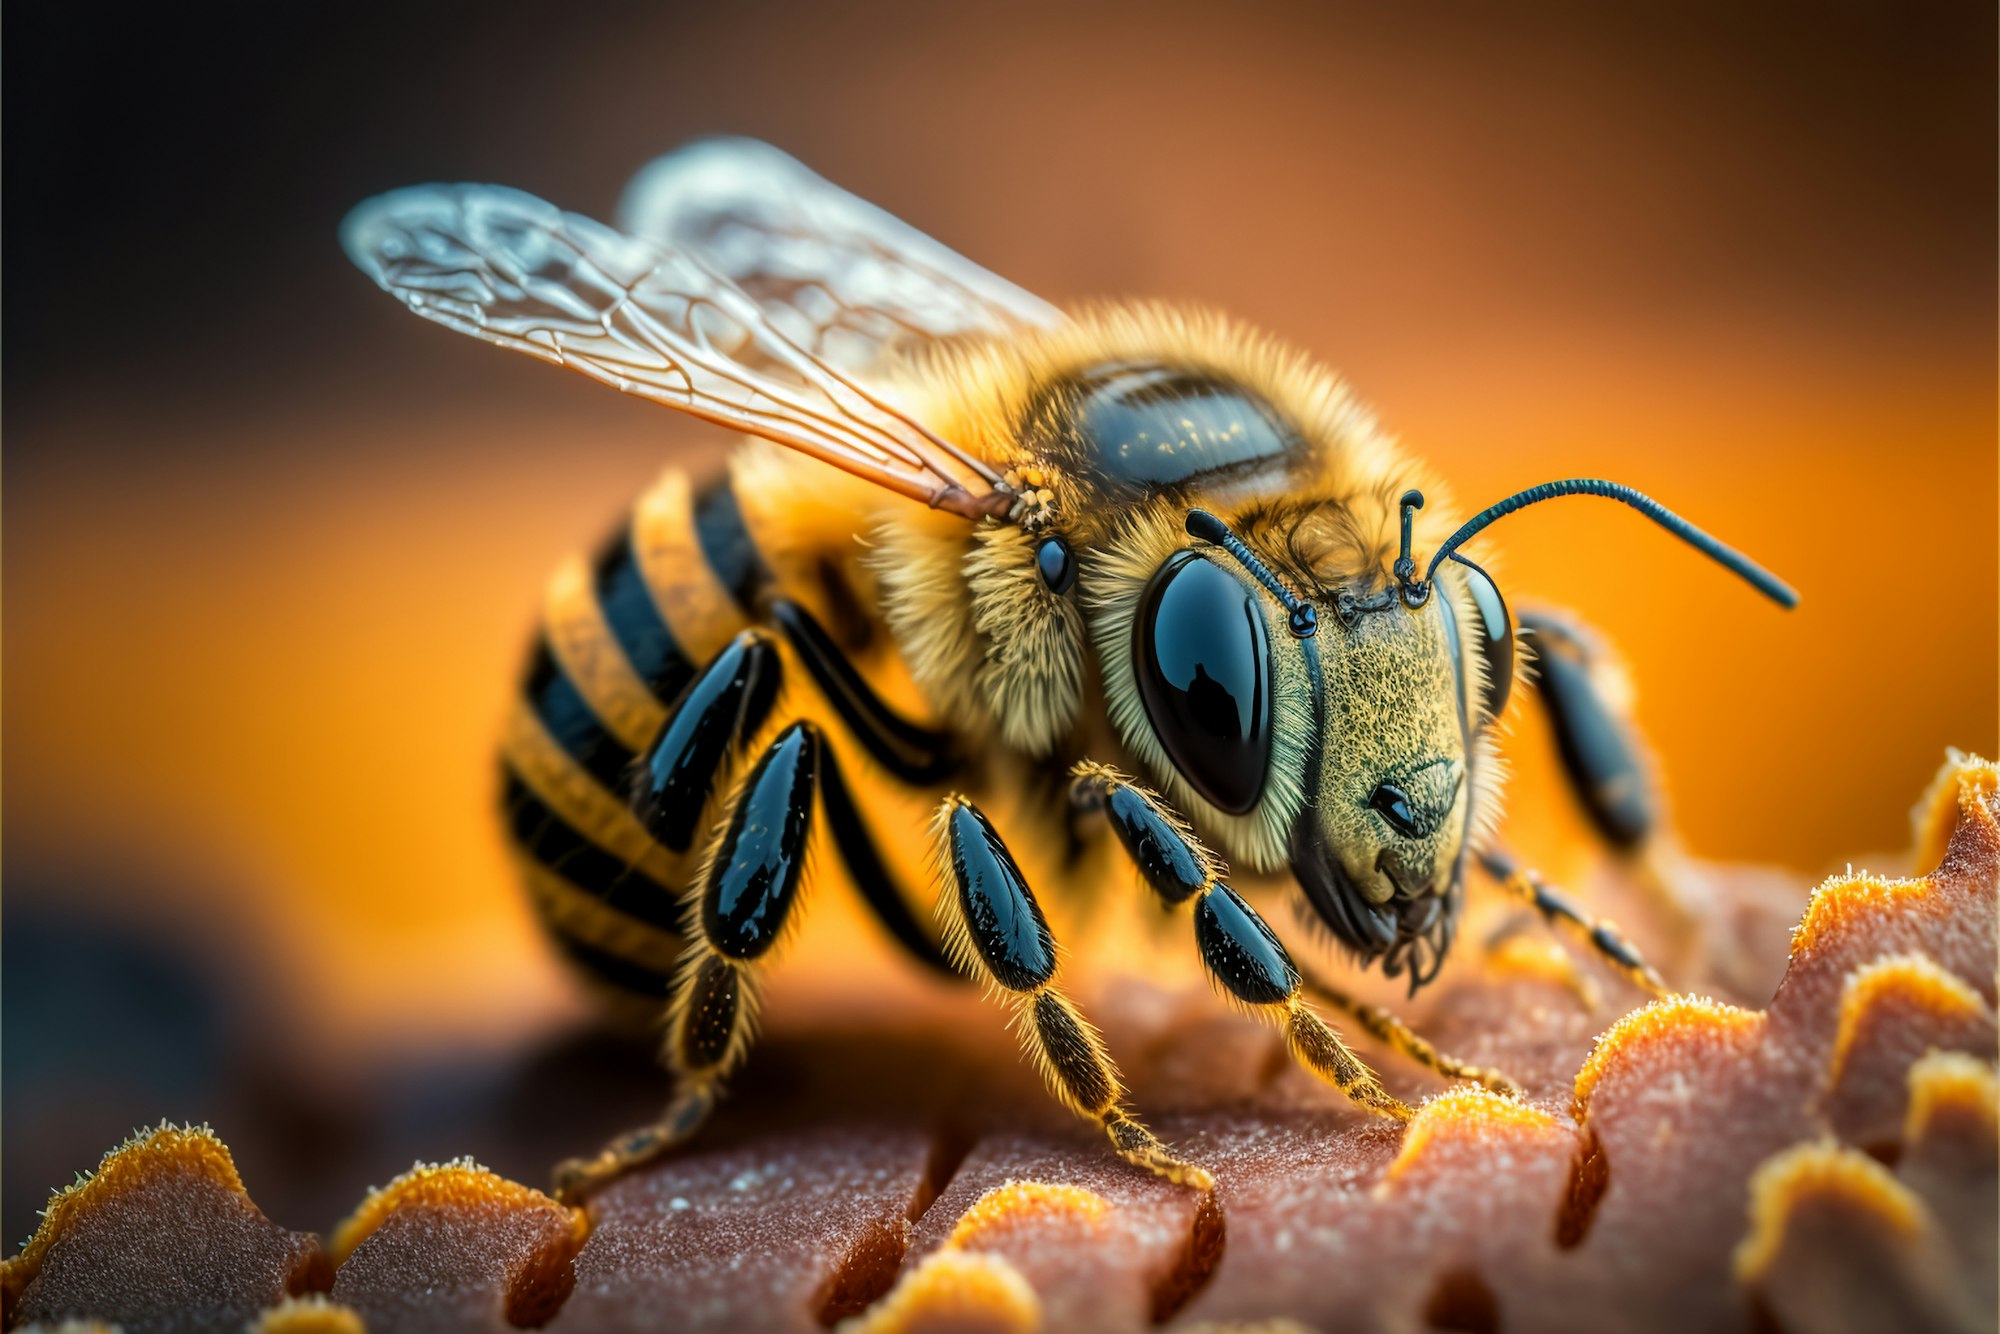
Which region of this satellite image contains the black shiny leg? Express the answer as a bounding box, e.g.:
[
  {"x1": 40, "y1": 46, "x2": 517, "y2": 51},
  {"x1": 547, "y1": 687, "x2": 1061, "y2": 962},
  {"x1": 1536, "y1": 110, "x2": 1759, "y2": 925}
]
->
[
  {"x1": 1068, "y1": 760, "x2": 1219, "y2": 905},
  {"x1": 555, "y1": 721, "x2": 823, "y2": 1203},
  {"x1": 932, "y1": 795, "x2": 1213, "y2": 1189},
  {"x1": 771, "y1": 598, "x2": 957, "y2": 784},
  {"x1": 630, "y1": 629, "x2": 781, "y2": 854},
  {"x1": 1518, "y1": 609, "x2": 1656, "y2": 851},
  {"x1": 628, "y1": 628, "x2": 949, "y2": 976},
  {"x1": 1477, "y1": 847, "x2": 1669, "y2": 998},
  {"x1": 1068, "y1": 762, "x2": 1413, "y2": 1120}
]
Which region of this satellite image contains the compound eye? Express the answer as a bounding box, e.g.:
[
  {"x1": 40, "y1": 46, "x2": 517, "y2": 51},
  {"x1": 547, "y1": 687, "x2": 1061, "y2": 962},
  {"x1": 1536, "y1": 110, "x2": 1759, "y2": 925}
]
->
[
  {"x1": 1135, "y1": 552, "x2": 1272, "y2": 814},
  {"x1": 1458, "y1": 561, "x2": 1514, "y2": 726}
]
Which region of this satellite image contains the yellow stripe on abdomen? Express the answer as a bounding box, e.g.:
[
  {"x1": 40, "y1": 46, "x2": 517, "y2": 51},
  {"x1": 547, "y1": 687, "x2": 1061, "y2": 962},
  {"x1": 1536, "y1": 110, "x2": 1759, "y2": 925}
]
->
[
  {"x1": 632, "y1": 470, "x2": 747, "y2": 665},
  {"x1": 512, "y1": 854, "x2": 683, "y2": 977},
  {"x1": 500, "y1": 701, "x2": 684, "y2": 889},
  {"x1": 542, "y1": 552, "x2": 671, "y2": 753}
]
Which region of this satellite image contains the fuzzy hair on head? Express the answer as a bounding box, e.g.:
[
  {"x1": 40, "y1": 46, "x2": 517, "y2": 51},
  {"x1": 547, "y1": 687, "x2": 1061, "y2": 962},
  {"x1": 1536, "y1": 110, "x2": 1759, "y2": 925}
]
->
[{"x1": 867, "y1": 302, "x2": 1516, "y2": 877}]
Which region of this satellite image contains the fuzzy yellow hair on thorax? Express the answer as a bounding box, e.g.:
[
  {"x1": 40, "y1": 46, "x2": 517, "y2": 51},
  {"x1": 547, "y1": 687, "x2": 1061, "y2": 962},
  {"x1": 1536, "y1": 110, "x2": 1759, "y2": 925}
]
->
[{"x1": 868, "y1": 303, "x2": 1469, "y2": 761}]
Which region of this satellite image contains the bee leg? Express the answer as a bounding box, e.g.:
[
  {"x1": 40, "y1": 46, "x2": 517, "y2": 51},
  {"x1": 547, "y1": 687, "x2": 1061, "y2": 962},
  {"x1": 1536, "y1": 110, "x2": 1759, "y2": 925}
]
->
[
  {"x1": 554, "y1": 720, "x2": 824, "y2": 1204},
  {"x1": 1518, "y1": 607, "x2": 1705, "y2": 958},
  {"x1": 633, "y1": 618, "x2": 954, "y2": 980},
  {"x1": 932, "y1": 795, "x2": 1215, "y2": 1190},
  {"x1": 771, "y1": 598, "x2": 957, "y2": 785},
  {"x1": 1517, "y1": 608, "x2": 1657, "y2": 853},
  {"x1": 1477, "y1": 847, "x2": 1671, "y2": 999},
  {"x1": 1068, "y1": 763, "x2": 1413, "y2": 1122},
  {"x1": 1291, "y1": 960, "x2": 1522, "y2": 1096},
  {"x1": 627, "y1": 628, "x2": 782, "y2": 857}
]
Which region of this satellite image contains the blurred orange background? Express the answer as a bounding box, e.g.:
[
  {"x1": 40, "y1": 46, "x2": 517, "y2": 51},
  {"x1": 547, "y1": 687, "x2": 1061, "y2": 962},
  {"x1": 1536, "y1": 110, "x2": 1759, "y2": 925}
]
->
[{"x1": 5, "y1": 0, "x2": 1993, "y2": 1235}]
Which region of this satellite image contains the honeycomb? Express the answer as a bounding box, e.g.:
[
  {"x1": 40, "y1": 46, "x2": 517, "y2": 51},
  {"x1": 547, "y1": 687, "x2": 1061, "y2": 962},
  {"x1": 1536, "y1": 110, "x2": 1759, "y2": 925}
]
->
[{"x1": 5, "y1": 753, "x2": 1994, "y2": 1333}]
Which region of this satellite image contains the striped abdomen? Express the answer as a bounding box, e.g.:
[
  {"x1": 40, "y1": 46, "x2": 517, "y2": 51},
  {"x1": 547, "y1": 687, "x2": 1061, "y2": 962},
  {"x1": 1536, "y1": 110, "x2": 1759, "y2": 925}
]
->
[{"x1": 500, "y1": 468, "x2": 771, "y2": 1023}]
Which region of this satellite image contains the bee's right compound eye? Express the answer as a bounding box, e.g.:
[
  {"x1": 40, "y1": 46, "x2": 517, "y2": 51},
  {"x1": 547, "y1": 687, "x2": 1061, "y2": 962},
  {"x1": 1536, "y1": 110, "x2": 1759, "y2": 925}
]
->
[
  {"x1": 1457, "y1": 561, "x2": 1514, "y2": 726},
  {"x1": 1135, "y1": 552, "x2": 1272, "y2": 815}
]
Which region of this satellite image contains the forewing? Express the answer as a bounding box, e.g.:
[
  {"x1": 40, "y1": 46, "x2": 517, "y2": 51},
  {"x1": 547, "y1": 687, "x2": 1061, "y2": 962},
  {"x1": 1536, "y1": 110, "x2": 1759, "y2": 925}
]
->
[
  {"x1": 617, "y1": 137, "x2": 1061, "y2": 371},
  {"x1": 342, "y1": 182, "x2": 1008, "y2": 517}
]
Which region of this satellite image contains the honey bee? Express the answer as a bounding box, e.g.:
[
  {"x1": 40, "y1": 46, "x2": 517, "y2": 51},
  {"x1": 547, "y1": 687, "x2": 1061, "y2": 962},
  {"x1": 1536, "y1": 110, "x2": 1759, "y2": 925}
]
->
[{"x1": 343, "y1": 138, "x2": 1795, "y2": 1199}]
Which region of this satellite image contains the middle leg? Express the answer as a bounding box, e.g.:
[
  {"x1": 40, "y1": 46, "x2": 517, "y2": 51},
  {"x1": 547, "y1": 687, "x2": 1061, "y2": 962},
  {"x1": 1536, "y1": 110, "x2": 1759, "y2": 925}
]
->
[
  {"x1": 932, "y1": 796, "x2": 1214, "y2": 1189},
  {"x1": 1477, "y1": 846, "x2": 1671, "y2": 999}
]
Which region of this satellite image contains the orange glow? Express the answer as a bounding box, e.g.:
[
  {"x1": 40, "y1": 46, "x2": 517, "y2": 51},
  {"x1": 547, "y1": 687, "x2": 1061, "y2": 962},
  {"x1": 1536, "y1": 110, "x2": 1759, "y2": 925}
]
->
[{"x1": 6, "y1": 3, "x2": 1992, "y2": 1064}]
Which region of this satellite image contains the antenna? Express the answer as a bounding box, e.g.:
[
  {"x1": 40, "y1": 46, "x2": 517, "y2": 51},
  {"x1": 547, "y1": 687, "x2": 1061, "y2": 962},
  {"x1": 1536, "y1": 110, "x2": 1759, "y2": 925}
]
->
[
  {"x1": 1186, "y1": 509, "x2": 1318, "y2": 637},
  {"x1": 1394, "y1": 479, "x2": 1797, "y2": 610},
  {"x1": 1393, "y1": 489, "x2": 1424, "y2": 590}
]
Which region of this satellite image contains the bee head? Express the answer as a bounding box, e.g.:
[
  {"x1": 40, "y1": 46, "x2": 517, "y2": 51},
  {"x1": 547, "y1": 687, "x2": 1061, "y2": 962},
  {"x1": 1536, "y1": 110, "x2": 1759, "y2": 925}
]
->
[
  {"x1": 1285, "y1": 567, "x2": 1481, "y2": 992},
  {"x1": 1095, "y1": 468, "x2": 1797, "y2": 994},
  {"x1": 1277, "y1": 472, "x2": 1797, "y2": 991},
  {"x1": 1105, "y1": 503, "x2": 1498, "y2": 991}
]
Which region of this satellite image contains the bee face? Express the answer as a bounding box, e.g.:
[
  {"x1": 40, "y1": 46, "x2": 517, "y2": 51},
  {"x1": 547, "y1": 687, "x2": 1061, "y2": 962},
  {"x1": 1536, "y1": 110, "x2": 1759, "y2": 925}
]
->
[
  {"x1": 1096, "y1": 490, "x2": 1509, "y2": 991},
  {"x1": 1290, "y1": 591, "x2": 1472, "y2": 987}
]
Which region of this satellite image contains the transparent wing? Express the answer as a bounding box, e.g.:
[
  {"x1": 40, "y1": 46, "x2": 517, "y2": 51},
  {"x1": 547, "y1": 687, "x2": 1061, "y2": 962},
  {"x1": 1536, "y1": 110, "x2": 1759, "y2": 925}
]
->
[
  {"x1": 617, "y1": 138, "x2": 1061, "y2": 372},
  {"x1": 342, "y1": 182, "x2": 1010, "y2": 519}
]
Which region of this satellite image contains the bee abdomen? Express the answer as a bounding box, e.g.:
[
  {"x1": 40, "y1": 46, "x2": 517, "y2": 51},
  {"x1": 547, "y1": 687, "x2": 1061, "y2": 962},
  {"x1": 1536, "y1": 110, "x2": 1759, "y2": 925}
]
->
[{"x1": 500, "y1": 469, "x2": 764, "y2": 1014}]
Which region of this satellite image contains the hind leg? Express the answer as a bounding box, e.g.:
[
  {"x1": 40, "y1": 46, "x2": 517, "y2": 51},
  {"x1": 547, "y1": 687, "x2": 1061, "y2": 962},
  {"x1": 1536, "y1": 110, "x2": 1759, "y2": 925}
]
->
[
  {"x1": 627, "y1": 629, "x2": 782, "y2": 856},
  {"x1": 556, "y1": 612, "x2": 968, "y2": 1200},
  {"x1": 555, "y1": 719, "x2": 825, "y2": 1202},
  {"x1": 544, "y1": 631, "x2": 776, "y2": 1202}
]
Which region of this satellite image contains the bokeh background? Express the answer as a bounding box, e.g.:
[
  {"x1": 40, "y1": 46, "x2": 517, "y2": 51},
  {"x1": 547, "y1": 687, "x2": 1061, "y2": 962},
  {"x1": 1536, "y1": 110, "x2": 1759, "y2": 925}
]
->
[{"x1": 5, "y1": 0, "x2": 1994, "y2": 1243}]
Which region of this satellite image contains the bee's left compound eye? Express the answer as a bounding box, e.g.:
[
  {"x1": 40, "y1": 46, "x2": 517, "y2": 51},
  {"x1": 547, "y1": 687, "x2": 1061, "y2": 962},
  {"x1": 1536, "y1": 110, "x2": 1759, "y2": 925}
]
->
[
  {"x1": 1135, "y1": 552, "x2": 1272, "y2": 815},
  {"x1": 1458, "y1": 561, "x2": 1514, "y2": 726}
]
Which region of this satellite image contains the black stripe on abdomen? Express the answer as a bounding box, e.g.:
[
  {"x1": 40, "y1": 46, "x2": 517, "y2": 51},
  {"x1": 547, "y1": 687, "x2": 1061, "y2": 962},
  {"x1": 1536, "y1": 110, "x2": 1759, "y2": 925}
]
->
[
  {"x1": 550, "y1": 931, "x2": 676, "y2": 999},
  {"x1": 502, "y1": 773, "x2": 686, "y2": 935},
  {"x1": 523, "y1": 638, "x2": 637, "y2": 790},
  {"x1": 592, "y1": 523, "x2": 697, "y2": 704},
  {"x1": 693, "y1": 475, "x2": 771, "y2": 612}
]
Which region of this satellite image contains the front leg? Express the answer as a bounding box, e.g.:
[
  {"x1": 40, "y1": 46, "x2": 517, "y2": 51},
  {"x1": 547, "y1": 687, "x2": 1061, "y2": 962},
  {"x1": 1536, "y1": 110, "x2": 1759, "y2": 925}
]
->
[
  {"x1": 1291, "y1": 960, "x2": 1522, "y2": 1097},
  {"x1": 1068, "y1": 763, "x2": 1416, "y2": 1119},
  {"x1": 1477, "y1": 847, "x2": 1670, "y2": 999},
  {"x1": 1517, "y1": 608, "x2": 1655, "y2": 852},
  {"x1": 1516, "y1": 606, "x2": 1699, "y2": 979}
]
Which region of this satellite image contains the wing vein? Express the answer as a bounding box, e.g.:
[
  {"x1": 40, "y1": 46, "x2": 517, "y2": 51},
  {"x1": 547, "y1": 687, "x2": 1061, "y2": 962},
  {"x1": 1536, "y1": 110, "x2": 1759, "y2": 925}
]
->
[{"x1": 344, "y1": 144, "x2": 1051, "y2": 519}]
